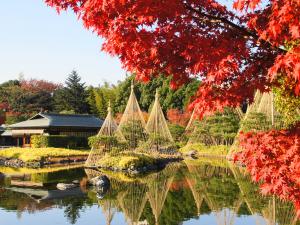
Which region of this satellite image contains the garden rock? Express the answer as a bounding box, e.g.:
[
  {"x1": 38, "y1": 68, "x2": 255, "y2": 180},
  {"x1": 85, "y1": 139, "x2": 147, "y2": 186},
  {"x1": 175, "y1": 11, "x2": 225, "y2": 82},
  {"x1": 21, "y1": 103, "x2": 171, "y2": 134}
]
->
[
  {"x1": 57, "y1": 183, "x2": 77, "y2": 190},
  {"x1": 89, "y1": 175, "x2": 110, "y2": 189},
  {"x1": 185, "y1": 150, "x2": 197, "y2": 157},
  {"x1": 72, "y1": 180, "x2": 80, "y2": 185}
]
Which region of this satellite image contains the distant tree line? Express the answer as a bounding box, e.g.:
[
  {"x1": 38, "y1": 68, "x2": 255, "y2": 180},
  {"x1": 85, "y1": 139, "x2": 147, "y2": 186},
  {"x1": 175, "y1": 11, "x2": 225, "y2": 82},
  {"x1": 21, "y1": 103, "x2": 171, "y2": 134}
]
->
[{"x1": 0, "y1": 71, "x2": 200, "y2": 125}]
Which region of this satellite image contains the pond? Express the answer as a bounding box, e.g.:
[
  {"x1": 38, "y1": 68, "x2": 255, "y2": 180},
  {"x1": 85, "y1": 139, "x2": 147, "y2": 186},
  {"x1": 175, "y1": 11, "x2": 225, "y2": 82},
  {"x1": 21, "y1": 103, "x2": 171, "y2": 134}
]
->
[{"x1": 0, "y1": 158, "x2": 299, "y2": 225}]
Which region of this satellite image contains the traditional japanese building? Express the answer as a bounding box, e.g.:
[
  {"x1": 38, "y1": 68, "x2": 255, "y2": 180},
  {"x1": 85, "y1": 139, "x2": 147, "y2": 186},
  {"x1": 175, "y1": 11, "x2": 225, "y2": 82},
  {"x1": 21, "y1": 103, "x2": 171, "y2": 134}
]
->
[{"x1": 1, "y1": 113, "x2": 103, "y2": 147}]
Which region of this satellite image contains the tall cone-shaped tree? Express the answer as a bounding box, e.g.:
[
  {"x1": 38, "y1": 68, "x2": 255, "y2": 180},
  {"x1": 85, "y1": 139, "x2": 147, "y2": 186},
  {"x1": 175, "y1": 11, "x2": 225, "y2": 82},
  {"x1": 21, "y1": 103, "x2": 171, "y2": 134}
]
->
[{"x1": 64, "y1": 70, "x2": 89, "y2": 114}]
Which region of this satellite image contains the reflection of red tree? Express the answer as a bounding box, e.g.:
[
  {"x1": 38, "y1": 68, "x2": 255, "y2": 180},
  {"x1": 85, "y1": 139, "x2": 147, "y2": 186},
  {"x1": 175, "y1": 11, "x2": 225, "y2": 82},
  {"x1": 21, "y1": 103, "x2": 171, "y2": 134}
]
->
[
  {"x1": 115, "y1": 112, "x2": 148, "y2": 124},
  {"x1": 235, "y1": 127, "x2": 300, "y2": 217},
  {"x1": 170, "y1": 179, "x2": 191, "y2": 191}
]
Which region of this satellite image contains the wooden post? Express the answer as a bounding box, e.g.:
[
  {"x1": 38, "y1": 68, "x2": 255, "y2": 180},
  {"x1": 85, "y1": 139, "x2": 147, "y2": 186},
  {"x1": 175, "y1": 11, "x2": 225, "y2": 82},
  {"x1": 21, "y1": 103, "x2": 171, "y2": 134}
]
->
[{"x1": 23, "y1": 135, "x2": 25, "y2": 148}]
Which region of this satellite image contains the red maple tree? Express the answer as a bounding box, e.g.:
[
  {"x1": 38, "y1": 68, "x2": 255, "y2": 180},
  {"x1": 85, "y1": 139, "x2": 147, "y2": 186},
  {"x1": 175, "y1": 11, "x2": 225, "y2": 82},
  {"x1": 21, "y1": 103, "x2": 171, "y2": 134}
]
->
[
  {"x1": 45, "y1": 0, "x2": 299, "y2": 117},
  {"x1": 235, "y1": 127, "x2": 300, "y2": 216},
  {"x1": 167, "y1": 108, "x2": 191, "y2": 126},
  {"x1": 20, "y1": 79, "x2": 61, "y2": 93}
]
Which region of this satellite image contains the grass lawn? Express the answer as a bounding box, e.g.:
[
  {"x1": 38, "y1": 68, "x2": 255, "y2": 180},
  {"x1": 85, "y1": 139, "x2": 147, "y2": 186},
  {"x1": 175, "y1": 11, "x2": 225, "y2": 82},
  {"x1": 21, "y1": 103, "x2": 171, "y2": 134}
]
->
[
  {"x1": 97, "y1": 152, "x2": 157, "y2": 170},
  {"x1": 179, "y1": 143, "x2": 229, "y2": 157},
  {"x1": 0, "y1": 147, "x2": 90, "y2": 162},
  {"x1": 0, "y1": 164, "x2": 83, "y2": 175}
]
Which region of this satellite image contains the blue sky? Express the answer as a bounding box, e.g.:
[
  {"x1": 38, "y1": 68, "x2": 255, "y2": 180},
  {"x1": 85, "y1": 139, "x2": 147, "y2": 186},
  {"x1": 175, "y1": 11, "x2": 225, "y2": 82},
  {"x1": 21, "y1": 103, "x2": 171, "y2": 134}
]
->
[
  {"x1": 0, "y1": 0, "x2": 237, "y2": 86},
  {"x1": 0, "y1": 0, "x2": 126, "y2": 86}
]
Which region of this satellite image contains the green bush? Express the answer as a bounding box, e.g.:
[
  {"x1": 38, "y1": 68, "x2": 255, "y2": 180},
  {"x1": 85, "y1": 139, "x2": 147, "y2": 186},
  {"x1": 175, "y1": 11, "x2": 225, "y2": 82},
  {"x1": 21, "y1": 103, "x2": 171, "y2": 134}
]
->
[
  {"x1": 31, "y1": 135, "x2": 89, "y2": 149},
  {"x1": 189, "y1": 108, "x2": 240, "y2": 146},
  {"x1": 31, "y1": 135, "x2": 48, "y2": 148},
  {"x1": 97, "y1": 152, "x2": 156, "y2": 170},
  {"x1": 120, "y1": 120, "x2": 148, "y2": 149},
  {"x1": 273, "y1": 75, "x2": 300, "y2": 128},
  {"x1": 168, "y1": 124, "x2": 187, "y2": 142},
  {"x1": 240, "y1": 112, "x2": 283, "y2": 132},
  {"x1": 179, "y1": 143, "x2": 229, "y2": 156},
  {"x1": 88, "y1": 134, "x2": 129, "y2": 153},
  {"x1": 88, "y1": 135, "x2": 118, "y2": 148}
]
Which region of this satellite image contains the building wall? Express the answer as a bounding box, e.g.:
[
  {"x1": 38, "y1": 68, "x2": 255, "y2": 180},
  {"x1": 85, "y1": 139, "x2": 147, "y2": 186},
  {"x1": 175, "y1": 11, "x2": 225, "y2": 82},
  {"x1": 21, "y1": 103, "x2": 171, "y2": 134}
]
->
[{"x1": 47, "y1": 128, "x2": 99, "y2": 138}]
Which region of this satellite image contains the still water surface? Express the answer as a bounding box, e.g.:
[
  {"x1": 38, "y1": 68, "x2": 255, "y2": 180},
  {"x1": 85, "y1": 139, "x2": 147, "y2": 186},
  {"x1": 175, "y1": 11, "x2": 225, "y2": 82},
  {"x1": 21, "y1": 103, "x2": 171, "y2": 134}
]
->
[{"x1": 0, "y1": 158, "x2": 298, "y2": 225}]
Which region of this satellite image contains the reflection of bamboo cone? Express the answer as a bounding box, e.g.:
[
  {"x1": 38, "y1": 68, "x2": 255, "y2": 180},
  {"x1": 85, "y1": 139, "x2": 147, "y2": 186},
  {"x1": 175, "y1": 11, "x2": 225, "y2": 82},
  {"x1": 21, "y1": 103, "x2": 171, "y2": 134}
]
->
[
  {"x1": 147, "y1": 169, "x2": 175, "y2": 225},
  {"x1": 102, "y1": 201, "x2": 116, "y2": 225},
  {"x1": 117, "y1": 182, "x2": 148, "y2": 225},
  {"x1": 185, "y1": 175, "x2": 204, "y2": 216}
]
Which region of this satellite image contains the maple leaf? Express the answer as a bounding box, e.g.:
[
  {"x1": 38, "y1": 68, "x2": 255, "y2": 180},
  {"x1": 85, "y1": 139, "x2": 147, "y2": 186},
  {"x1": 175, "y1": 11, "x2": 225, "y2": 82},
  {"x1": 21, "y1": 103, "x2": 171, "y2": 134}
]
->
[
  {"x1": 236, "y1": 127, "x2": 300, "y2": 218},
  {"x1": 290, "y1": 25, "x2": 300, "y2": 38}
]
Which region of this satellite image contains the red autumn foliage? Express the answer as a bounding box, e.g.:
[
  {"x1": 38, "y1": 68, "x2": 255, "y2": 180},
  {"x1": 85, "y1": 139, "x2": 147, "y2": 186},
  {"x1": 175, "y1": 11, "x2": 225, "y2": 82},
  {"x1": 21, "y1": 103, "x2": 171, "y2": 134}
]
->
[
  {"x1": 0, "y1": 103, "x2": 9, "y2": 124},
  {"x1": 167, "y1": 109, "x2": 191, "y2": 127},
  {"x1": 20, "y1": 79, "x2": 61, "y2": 93},
  {"x1": 0, "y1": 103, "x2": 9, "y2": 111},
  {"x1": 45, "y1": 0, "x2": 300, "y2": 117},
  {"x1": 235, "y1": 127, "x2": 300, "y2": 217},
  {"x1": 115, "y1": 112, "x2": 148, "y2": 124}
]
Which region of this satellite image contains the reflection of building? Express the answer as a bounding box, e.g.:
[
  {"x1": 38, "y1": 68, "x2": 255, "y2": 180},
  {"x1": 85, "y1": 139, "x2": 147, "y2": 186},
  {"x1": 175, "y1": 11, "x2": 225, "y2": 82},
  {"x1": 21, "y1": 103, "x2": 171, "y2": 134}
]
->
[
  {"x1": 7, "y1": 186, "x2": 86, "y2": 202},
  {"x1": 1, "y1": 113, "x2": 103, "y2": 147}
]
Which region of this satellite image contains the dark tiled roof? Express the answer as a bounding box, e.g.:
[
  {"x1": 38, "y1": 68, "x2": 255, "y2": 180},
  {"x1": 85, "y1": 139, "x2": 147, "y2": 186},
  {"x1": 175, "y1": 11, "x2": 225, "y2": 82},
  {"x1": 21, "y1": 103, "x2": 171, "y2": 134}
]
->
[
  {"x1": 1, "y1": 130, "x2": 12, "y2": 136},
  {"x1": 9, "y1": 113, "x2": 103, "y2": 129}
]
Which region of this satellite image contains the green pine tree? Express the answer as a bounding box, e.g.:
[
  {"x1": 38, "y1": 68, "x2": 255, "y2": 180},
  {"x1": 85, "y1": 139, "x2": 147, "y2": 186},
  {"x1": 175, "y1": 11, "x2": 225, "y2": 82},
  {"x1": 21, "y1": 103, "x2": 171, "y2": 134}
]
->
[{"x1": 56, "y1": 70, "x2": 90, "y2": 114}]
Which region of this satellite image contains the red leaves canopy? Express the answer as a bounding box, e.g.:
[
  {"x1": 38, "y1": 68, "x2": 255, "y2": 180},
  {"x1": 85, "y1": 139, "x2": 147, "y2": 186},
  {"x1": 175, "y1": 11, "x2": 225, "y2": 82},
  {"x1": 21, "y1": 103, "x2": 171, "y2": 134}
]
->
[
  {"x1": 45, "y1": 0, "x2": 300, "y2": 117},
  {"x1": 167, "y1": 108, "x2": 191, "y2": 126},
  {"x1": 235, "y1": 128, "x2": 300, "y2": 216},
  {"x1": 20, "y1": 79, "x2": 61, "y2": 93}
]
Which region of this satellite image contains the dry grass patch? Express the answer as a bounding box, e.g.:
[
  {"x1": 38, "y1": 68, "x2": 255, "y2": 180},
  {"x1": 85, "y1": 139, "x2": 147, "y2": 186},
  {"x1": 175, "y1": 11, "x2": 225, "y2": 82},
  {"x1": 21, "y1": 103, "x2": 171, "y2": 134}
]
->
[{"x1": 0, "y1": 147, "x2": 89, "y2": 162}]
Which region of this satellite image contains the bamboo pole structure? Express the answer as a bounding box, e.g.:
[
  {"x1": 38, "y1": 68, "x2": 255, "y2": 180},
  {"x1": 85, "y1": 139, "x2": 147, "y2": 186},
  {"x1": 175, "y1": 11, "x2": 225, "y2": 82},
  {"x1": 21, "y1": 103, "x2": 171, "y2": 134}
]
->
[{"x1": 117, "y1": 81, "x2": 147, "y2": 150}]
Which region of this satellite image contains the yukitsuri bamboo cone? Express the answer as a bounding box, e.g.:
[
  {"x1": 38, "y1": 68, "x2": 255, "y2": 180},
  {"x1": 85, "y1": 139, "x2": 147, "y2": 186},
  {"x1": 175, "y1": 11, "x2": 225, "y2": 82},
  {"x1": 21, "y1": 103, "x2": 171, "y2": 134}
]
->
[
  {"x1": 227, "y1": 90, "x2": 282, "y2": 158},
  {"x1": 146, "y1": 89, "x2": 174, "y2": 152},
  {"x1": 117, "y1": 81, "x2": 147, "y2": 150},
  {"x1": 85, "y1": 102, "x2": 125, "y2": 167}
]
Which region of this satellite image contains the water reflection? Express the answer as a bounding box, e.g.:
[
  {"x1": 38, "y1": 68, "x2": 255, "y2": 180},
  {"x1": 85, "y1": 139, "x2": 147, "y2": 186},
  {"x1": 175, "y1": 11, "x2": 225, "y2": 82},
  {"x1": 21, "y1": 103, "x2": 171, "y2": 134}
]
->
[{"x1": 0, "y1": 159, "x2": 299, "y2": 225}]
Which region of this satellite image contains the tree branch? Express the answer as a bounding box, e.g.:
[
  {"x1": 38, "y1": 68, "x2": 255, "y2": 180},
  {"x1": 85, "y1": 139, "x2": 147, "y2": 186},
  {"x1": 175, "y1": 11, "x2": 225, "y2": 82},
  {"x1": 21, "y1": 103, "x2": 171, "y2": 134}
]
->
[{"x1": 185, "y1": 4, "x2": 287, "y2": 53}]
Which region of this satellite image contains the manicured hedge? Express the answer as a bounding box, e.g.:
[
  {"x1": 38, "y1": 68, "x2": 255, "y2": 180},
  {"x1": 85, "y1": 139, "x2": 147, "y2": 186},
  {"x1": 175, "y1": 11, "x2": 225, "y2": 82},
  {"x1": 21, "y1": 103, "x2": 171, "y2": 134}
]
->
[{"x1": 31, "y1": 135, "x2": 89, "y2": 149}]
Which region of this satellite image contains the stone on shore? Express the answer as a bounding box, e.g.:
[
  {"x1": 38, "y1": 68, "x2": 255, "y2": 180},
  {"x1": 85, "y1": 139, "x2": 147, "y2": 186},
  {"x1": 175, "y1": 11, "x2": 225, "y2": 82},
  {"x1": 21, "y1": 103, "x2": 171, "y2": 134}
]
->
[
  {"x1": 185, "y1": 150, "x2": 197, "y2": 157},
  {"x1": 57, "y1": 183, "x2": 77, "y2": 190},
  {"x1": 88, "y1": 175, "x2": 110, "y2": 188}
]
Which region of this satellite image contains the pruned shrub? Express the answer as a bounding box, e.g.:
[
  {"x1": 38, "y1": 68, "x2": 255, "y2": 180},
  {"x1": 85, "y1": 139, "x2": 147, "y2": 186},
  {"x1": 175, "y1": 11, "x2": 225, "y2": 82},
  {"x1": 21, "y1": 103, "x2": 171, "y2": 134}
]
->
[{"x1": 31, "y1": 135, "x2": 89, "y2": 149}]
